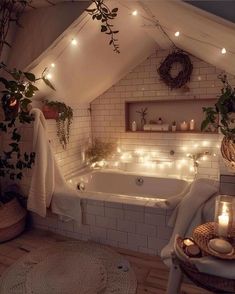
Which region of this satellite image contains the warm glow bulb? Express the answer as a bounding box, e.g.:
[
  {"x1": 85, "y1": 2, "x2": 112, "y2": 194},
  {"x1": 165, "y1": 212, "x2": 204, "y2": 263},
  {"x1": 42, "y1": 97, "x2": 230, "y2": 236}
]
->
[
  {"x1": 46, "y1": 73, "x2": 52, "y2": 80},
  {"x1": 132, "y1": 10, "x2": 138, "y2": 16},
  {"x1": 71, "y1": 38, "x2": 78, "y2": 46},
  {"x1": 221, "y1": 48, "x2": 227, "y2": 54},
  {"x1": 51, "y1": 63, "x2": 55, "y2": 68},
  {"x1": 174, "y1": 31, "x2": 180, "y2": 37}
]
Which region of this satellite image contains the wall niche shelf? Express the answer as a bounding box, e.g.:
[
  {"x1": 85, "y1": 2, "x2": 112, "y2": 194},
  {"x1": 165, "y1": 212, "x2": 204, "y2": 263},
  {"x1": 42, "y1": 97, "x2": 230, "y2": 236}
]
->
[{"x1": 125, "y1": 98, "x2": 218, "y2": 134}]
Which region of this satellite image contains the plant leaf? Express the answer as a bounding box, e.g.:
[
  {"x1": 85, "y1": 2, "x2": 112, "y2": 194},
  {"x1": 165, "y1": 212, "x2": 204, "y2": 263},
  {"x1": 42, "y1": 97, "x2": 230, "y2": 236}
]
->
[
  {"x1": 23, "y1": 72, "x2": 36, "y2": 82},
  {"x1": 42, "y1": 77, "x2": 56, "y2": 91}
]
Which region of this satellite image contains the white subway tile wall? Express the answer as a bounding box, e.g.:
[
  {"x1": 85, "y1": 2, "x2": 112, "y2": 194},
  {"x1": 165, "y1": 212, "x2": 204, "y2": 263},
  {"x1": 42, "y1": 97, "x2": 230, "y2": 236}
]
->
[
  {"x1": 91, "y1": 50, "x2": 235, "y2": 179},
  {"x1": 31, "y1": 197, "x2": 173, "y2": 255}
]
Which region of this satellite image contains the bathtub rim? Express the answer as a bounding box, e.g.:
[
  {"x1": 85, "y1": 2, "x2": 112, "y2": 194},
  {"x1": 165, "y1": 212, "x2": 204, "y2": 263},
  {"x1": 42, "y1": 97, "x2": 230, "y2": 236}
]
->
[{"x1": 66, "y1": 167, "x2": 191, "y2": 210}]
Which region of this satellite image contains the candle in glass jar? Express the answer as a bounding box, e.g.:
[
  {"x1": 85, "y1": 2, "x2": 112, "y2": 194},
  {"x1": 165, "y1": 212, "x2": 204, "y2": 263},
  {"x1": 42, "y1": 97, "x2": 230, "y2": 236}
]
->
[
  {"x1": 189, "y1": 119, "x2": 195, "y2": 131},
  {"x1": 180, "y1": 121, "x2": 188, "y2": 131},
  {"x1": 218, "y1": 214, "x2": 229, "y2": 237}
]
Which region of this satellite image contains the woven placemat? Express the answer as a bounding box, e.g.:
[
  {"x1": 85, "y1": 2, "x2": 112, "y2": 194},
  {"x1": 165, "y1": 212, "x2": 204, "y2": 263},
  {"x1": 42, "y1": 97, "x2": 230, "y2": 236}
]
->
[
  {"x1": 0, "y1": 241, "x2": 137, "y2": 294},
  {"x1": 193, "y1": 222, "x2": 235, "y2": 260}
]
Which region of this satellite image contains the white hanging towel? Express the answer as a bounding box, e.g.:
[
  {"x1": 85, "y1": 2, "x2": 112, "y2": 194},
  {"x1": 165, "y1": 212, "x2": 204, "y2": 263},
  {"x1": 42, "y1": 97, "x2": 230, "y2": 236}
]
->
[{"x1": 27, "y1": 108, "x2": 81, "y2": 223}]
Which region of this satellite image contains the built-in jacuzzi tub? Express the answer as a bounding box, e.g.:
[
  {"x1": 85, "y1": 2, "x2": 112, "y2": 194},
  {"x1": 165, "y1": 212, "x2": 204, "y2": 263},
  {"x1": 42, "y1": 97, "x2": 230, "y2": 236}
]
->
[{"x1": 68, "y1": 169, "x2": 190, "y2": 202}]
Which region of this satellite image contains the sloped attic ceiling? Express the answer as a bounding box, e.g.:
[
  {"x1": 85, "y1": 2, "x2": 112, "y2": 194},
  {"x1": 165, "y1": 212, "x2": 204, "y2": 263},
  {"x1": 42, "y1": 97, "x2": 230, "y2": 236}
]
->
[
  {"x1": 7, "y1": 0, "x2": 235, "y2": 106},
  {"x1": 143, "y1": 1, "x2": 235, "y2": 75}
]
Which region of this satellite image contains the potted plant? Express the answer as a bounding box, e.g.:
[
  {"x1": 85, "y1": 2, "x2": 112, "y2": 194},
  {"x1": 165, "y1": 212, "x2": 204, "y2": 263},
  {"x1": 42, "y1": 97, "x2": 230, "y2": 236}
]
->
[
  {"x1": 0, "y1": 0, "x2": 56, "y2": 242},
  {"x1": 86, "y1": 139, "x2": 116, "y2": 166},
  {"x1": 201, "y1": 74, "x2": 235, "y2": 171},
  {"x1": 136, "y1": 107, "x2": 148, "y2": 130},
  {"x1": 42, "y1": 100, "x2": 73, "y2": 149},
  {"x1": 172, "y1": 121, "x2": 177, "y2": 132},
  {"x1": 0, "y1": 65, "x2": 55, "y2": 242}
]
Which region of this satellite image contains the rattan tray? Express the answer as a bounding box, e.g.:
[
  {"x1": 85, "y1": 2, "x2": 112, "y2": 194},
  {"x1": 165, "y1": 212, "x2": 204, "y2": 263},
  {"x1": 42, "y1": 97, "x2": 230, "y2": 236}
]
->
[
  {"x1": 193, "y1": 222, "x2": 235, "y2": 260},
  {"x1": 174, "y1": 236, "x2": 235, "y2": 293}
]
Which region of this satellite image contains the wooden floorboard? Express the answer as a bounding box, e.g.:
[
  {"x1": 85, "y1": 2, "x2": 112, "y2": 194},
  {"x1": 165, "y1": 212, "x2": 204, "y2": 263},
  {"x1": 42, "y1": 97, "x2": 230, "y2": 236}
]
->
[{"x1": 0, "y1": 229, "x2": 212, "y2": 294}]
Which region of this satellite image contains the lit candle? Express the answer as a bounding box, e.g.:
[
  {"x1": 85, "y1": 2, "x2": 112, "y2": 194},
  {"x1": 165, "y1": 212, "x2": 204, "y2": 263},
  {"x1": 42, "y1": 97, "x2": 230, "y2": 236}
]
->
[
  {"x1": 218, "y1": 213, "x2": 229, "y2": 237},
  {"x1": 189, "y1": 119, "x2": 195, "y2": 131},
  {"x1": 180, "y1": 121, "x2": 188, "y2": 131},
  {"x1": 183, "y1": 238, "x2": 194, "y2": 246}
]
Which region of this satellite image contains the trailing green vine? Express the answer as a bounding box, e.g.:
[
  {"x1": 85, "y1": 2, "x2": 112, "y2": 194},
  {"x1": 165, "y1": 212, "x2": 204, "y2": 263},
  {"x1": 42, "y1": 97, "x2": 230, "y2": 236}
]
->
[
  {"x1": 43, "y1": 100, "x2": 73, "y2": 149},
  {"x1": 86, "y1": 0, "x2": 120, "y2": 53},
  {"x1": 201, "y1": 74, "x2": 235, "y2": 141}
]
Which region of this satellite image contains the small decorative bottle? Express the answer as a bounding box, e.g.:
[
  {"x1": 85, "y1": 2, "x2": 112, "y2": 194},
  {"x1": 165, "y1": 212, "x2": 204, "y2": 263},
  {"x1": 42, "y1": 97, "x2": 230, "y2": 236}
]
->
[
  {"x1": 131, "y1": 121, "x2": 137, "y2": 132},
  {"x1": 172, "y1": 121, "x2": 177, "y2": 132},
  {"x1": 157, "y1": 117, "x2": 163, "y2": 125}
]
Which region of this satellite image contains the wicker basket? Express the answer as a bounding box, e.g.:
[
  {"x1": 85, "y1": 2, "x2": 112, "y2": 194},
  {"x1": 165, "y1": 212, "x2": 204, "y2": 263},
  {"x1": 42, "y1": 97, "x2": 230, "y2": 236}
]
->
[
  {"x1": 174, "y1": 236, "x2": 235, "y2": 293},
  {"x1": 0, "y1": 198, "x2": 27, "y2": 243},
  {"x1": 221, "y1": 137, "x2": 235, "y2": 172}
]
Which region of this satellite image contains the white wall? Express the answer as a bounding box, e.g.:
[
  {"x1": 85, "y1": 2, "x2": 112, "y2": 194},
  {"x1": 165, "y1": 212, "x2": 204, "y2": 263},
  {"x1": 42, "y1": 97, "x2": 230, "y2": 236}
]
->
[{"x1": 91, "y1": 49, "x2": 235, "y2": 179}]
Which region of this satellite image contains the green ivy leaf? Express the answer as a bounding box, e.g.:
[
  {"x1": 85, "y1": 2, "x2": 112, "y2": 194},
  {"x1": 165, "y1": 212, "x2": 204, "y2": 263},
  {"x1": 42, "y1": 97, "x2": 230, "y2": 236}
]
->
[
  {"x1": 42, "y1": 77, "x2": 56, "y2": 91},
  {"x1": 12, "y1": 128, "x2": 21, "y2": 142},
  {"x1": 101, "y1": 25, "x2": 107, "y2": 32},
  {"x1": 20, "y1": 98, "x2": 32, "y2": 111},
  {"x1": 23, "y1": 72, "x2": 36, "y2": 82}
]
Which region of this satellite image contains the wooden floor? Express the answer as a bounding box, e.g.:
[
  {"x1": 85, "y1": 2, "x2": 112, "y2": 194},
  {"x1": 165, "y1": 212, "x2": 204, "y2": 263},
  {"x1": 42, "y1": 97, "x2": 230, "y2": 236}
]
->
[{"x1": 0, "y1": 229, "x2": 211, "y2": 294}]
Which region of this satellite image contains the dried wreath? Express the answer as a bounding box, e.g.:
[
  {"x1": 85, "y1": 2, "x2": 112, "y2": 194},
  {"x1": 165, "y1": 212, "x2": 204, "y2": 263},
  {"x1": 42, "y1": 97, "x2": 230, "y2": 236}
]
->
[{"x1": 158, "y1": 51, "x2": 193, "y2": 89}]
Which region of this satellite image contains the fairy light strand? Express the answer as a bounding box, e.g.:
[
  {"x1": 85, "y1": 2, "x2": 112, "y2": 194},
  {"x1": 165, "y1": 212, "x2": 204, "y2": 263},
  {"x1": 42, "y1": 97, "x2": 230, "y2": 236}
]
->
[{"x1": 118, "y1": 0, "x2": 235, "y2": 55}]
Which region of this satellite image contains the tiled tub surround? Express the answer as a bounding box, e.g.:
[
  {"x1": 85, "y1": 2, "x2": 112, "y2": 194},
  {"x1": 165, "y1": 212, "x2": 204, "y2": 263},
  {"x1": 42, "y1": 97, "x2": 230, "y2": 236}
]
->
[
  {"x1": 91, "y1": 49, "x2": 235, "y2": 179},
  {"x1": 31, "y1": 194, "x2": 174, "y2": 256},
  {"x1": 31, "y1": 168, "x2": 192, "y2": 255}
]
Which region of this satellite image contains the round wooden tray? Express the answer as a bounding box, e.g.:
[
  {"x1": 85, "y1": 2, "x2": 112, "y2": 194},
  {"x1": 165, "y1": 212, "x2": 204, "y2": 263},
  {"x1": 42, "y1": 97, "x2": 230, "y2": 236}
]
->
[{"x1": 193, "y1": 222, "x2": 235, "y2": 260}]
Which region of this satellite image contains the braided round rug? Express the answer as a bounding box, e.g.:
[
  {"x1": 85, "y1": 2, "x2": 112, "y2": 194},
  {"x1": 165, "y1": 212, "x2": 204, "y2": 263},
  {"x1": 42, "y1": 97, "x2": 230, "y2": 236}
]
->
[{"x1": 0, "y1": 241, "x2": 137, "y2": 294}]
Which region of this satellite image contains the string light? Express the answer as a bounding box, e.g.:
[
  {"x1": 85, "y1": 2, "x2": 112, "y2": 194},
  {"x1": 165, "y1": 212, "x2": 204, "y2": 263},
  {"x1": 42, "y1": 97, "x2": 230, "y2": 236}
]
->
[
  {"x1": 119, "y1": 1, "x2": 235, "y2": 55},
  {"x1": 71, "y1": 38, "x2": 78, "y2": 46},
  {"x1": 174, "y1": 31, "x2": 180, "y2": 37},
  {"x1": 117, "y1": 147, "x2": 122, "y2": 153},
  {"x1": 51, "y1": 63, "x2": 55, "y2": 68},
  {"x1": 46, "y1": 73, "x2": 52, "y2": 80},
  {"x1": 135, "y1": 149, "x2": 144, "y2": 155},
  {"x1": 132, "y1": 10, "x2": 138, "y2": 16},
  {"x1": 221, "y1": 48, "x2": 227, "y2": 54}
]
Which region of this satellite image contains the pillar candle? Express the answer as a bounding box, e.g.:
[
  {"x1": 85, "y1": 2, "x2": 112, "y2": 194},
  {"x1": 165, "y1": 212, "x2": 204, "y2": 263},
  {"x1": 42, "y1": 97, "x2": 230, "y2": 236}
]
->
[
  {"x1": 189, "y1": 119, "x2": 195, "y2": 131},
  {"x1": 180, "y1": 121, "x2": 188, "y2": 131}
]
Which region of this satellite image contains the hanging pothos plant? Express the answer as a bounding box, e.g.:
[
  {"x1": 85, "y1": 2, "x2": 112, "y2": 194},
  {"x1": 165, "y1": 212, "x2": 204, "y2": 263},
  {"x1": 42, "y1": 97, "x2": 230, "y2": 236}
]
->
[
  {"x1": 43, "y1": 100, "x2": 73, "y2": 149},
  {"x1": 86, "y1": 0, "x2": 120, "y2": 53}
]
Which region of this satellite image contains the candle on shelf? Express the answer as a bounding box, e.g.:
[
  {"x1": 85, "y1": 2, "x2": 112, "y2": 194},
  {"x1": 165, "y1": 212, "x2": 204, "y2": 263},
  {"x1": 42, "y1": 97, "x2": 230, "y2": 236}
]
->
[
  {"x1": 218, "y1": 213, "x2": 229, "y2": 238},
  {"x1": 180, "y1": 121, "x2": 188, "y2": 131},
  {"x1": 189, "y1": 119, "x2": 195, "y2": 131}
]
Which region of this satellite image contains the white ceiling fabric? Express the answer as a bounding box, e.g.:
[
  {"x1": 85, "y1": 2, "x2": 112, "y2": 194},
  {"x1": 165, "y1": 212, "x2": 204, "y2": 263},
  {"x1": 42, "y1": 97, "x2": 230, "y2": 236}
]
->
[{"x1": 8, "y1": 0, "x2": 235, "y2": 105}]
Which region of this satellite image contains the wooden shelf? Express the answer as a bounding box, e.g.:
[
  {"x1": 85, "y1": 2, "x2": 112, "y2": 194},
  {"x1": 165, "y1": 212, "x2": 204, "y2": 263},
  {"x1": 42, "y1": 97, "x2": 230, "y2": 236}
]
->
[
  {"x1": 125, "y1": 98, "x2": 218, "y2": 133},
  {"x1": 125, "y1": 130, "x2": 218, "y2": 134}
]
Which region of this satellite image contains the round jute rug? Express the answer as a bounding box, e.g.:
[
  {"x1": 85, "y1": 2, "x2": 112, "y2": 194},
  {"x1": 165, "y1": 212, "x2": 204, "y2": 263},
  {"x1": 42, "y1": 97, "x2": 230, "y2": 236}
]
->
[{"x1": 0, "y1": 241, "x2": 137, "y2": 294}]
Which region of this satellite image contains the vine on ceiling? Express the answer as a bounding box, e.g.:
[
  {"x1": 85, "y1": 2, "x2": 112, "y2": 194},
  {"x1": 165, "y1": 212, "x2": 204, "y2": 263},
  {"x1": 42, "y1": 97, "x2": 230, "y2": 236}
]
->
[{"x1": 86, "y1": 0, "x2": 120, "y2": 54}]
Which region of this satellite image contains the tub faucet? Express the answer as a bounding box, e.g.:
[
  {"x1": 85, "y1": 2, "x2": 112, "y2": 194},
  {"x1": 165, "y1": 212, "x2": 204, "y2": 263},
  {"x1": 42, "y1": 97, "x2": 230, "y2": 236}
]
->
[{"x1": 187, "y1": 151, "x2": 211, "y2": 175}]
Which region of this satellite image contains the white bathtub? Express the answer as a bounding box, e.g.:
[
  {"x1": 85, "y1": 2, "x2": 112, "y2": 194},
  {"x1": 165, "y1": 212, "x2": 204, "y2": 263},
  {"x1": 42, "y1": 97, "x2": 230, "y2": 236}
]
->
[{"x1": 68, "y1": 169, "x2": 189, "y2": 200}]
